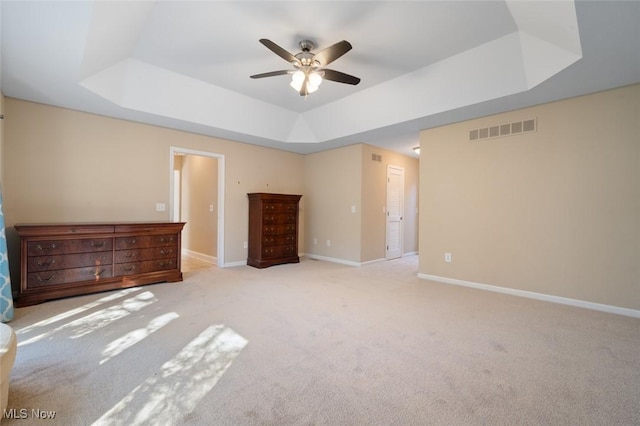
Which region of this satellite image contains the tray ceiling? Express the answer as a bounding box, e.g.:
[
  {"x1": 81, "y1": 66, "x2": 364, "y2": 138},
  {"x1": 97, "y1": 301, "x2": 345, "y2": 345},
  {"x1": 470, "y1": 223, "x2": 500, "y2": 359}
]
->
[{"x1": 1, "y1": 1, "x2": 639, "y2": 156}]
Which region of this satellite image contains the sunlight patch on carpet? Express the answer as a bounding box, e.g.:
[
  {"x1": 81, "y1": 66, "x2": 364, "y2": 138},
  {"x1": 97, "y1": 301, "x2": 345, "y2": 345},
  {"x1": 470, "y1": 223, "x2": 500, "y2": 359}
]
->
[
  {"x1": 92, "y1": 325, "x2": 248, "y2": 426},
  {"x1": 100, "y1": 312, "x2": 180, "y2": 365},
  {"x1": 64, "y1": 291, "x2": 156, "y2": 339},
  {"x1": 18, "y1": 291, "x2": 156, "y2": 346},
  {"x1": 15, "y1": 287, "x2": 142, "y2": 335}
]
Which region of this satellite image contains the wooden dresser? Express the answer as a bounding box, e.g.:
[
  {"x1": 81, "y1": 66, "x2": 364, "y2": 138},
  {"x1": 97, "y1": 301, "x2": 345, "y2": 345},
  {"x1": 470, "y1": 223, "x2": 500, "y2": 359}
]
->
[
  {"x1": 14, "y1": 222, "x2": 185, "y2": 306},
  {"x1": 247, "y1": 193, "x2": 302, "y2": 268}
]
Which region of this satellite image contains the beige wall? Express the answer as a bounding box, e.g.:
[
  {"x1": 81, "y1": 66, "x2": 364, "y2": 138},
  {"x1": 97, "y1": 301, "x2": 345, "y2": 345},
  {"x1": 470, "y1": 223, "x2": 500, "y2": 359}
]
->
[
  {"x1": 180, "y1": 154, "x2": 218, "y2": 258},
  {"x1": 3, "y1": 98, "x2": 305, "y2": 268},
  {"x1": 2, "y1": 97, "x2": 417, "y2": 272},
  {"x1": 304, "y1": 143, "x2": 419, "y2": 263},
  {"x1": 304, "y1": 144, "x2": 362, "y2": 262},
  {"x1": 419, "y1": 84, "x2": 640, "y2": 310}
]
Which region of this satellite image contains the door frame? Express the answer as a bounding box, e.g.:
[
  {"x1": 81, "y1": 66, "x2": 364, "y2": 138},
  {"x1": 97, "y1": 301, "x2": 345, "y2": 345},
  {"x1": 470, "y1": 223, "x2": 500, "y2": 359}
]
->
[{"x1": 169, "y1": 146, "x2": 225, "y2": 267}]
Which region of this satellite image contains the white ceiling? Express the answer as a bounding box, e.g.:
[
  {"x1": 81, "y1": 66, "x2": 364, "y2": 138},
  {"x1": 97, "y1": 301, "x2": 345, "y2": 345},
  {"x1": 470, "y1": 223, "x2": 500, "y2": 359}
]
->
[{"x1": 1, "y1": 1, "x2": 639, "y2": 157}]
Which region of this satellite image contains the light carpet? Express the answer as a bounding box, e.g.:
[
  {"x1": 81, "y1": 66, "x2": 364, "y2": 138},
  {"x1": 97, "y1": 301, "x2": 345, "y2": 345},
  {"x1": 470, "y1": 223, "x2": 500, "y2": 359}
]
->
[{"x1": 3, "y1": 256, "x2": 639, "y2": 425}]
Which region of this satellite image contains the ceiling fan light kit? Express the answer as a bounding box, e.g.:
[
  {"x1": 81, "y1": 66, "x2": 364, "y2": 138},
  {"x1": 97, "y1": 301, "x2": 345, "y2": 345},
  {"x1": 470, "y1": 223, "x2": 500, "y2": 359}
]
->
[
  {"x1": 251, "y1": 38, "x2": 360, "y2": 97},
  {"x1": 290, "y1": 69, "x2": 322, "y2": 94}
]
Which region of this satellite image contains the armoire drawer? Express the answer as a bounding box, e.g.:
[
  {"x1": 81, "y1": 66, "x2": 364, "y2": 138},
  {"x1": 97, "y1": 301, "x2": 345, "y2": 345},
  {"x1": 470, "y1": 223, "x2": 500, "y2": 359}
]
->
[{"x1": 261, "y1": 234, "x2": 296, "y2": 247}]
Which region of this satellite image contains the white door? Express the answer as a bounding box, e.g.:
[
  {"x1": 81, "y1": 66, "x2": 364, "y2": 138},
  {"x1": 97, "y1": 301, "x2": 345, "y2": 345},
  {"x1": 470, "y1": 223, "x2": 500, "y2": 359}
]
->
[{"x1": 386, "y1": 165, "x2": 404, "y2": 260}]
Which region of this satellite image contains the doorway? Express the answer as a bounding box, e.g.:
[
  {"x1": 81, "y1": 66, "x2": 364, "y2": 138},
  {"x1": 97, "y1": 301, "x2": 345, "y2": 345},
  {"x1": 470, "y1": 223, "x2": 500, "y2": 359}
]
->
[{"x1": 169, "y1": 147, "x2": 225, "y2": 267}]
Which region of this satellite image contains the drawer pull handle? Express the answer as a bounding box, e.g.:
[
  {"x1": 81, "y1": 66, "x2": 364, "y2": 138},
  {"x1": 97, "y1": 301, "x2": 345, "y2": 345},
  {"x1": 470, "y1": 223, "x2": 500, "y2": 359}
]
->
[
  {"x1": 158, "y1": 260, "x2": 173, "y2": 267},
  {"x1": 159, "y1": 249, "x2": 173, "y2": 255},
  {"x1": 36, "y1": 243, "x2": 57, "y2": 252},
  {"x1": 126, "y1": 239, "x2": 137, "y2": 245},
  {"x1": 37, "y1": 260, "x2": 55, "y2": 267},
  {"x1": 36, "y1": 274, "x2": 56, "y2": 282},
  {"x1": 90, "y1": 241, "x2": 105, "y2": 247},
  {"x1": 122, "y1": 253, "x2": 135, "y2": 258},
  {"x1": 123, "y1": 266, "x2": 135, "y2": 272},
  {"x1": 93, "y1": 269, "x2": 105, "y2": 277},
  {"x1": 159, "y1": 237, "x2": 174, "y2": 243}
]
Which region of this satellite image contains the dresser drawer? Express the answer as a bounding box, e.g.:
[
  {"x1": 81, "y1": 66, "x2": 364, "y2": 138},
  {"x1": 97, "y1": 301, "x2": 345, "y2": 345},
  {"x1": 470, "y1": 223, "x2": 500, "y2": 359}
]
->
[
  {"x1": 115, "y1": 247, "x2": 177, "y2": 263},
  {"x1": 26, "y1": 265, "x2": 113, "y2": 288},
  {"x1": 115, "y1": 258, "x2": 178, "y2": 276},
  {"x1": 16, "y1": 225, "x2": 115, "y2": 237},
  {"x1": 27, "y1": 238, "x2": 113, "y2": 256},
  {"x1": 115, "y1": 234, "x2": 178, "y2": 250},
  {"x1": 27, "y1": 252, "x2": 113, "y2": 272}
]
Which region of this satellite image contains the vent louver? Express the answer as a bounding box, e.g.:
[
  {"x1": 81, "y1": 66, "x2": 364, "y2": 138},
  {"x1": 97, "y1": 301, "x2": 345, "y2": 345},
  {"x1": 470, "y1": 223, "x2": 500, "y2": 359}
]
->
[
  {"x1": 470, "y1": 118, "x2": 537, "y2": 141},
  {"x1": 372, "y1": 153, "x2": 382, "y2": 162}
]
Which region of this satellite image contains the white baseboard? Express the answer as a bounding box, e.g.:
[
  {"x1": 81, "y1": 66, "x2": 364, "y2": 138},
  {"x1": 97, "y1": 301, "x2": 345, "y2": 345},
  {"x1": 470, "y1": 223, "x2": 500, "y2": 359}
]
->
[
  {"x1": 361, "y1": 258, "x2": 387, "y2": 266},
  {"x1": 181, "y1": 249, "x2": 216, "y2": 265},
  {"x1": 418, "y1": 273, "x2": 640, "y2": 318},
  {"x1": 304, "y1": 254, "x2": 362, "y2": 267},
  {"x1": 304, "y1": 253, "x2": 416, "y2": 267},
  {"x1": 223, "y1": 260, "x2": 248, "y2": 268}
]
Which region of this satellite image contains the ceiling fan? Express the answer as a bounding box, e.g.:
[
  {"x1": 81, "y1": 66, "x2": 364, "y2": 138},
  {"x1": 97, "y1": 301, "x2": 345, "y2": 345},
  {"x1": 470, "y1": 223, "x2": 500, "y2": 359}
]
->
[{"x1": 250, "y1": 38, "x2": 361, "y2": 97}]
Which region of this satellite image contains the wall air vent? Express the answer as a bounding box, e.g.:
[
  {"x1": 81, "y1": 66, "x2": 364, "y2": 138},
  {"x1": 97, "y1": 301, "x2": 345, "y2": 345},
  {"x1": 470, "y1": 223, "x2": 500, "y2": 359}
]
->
[
  {"x1": 469, "y1": 118, "x2": 537, "y2": 141},
  {"x1": 372, "y1": 153, "x2": 382, "y2": 162}
]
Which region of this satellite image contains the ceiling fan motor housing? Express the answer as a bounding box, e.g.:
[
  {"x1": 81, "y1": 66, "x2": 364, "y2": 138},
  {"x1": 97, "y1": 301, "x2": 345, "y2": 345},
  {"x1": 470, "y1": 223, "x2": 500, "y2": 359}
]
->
[{"x1": 296, "y1": 40, "x2": 317, "y2": 67}]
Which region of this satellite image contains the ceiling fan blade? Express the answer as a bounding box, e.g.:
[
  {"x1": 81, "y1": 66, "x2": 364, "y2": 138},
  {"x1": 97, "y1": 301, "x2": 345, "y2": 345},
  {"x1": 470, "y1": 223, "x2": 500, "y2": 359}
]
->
[
  {"x1": 322, "y1": 69, "x2": 361, "y2": 85},
  {"x1": 259, "y1": 39, "x2": 300, "y2": 65},
  {"x1": 313, "y1": 40, "x2": 352, "y2": 66},
  {"x1": 250, "y1": 70, "x2": 291, "y2": 79}
]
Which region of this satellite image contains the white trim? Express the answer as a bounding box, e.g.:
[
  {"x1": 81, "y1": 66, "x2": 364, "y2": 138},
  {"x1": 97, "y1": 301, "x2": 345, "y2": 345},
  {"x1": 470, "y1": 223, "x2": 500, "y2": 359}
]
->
[
  {"x1": 304, "y1": 254, "x2": 361, "y2": 267},
  {"x1": 182, "y1": 249, "x2": 216, "y2": 265},
  {"x1": 361, "y1": 257, "x2": 387, "y2": 266},
  {"x1": 303, "y1": 254, "x2": 397, "y2": 267},
  {"x1": 224, "y1": 260, "x2": 248, "y2": 268},
  {"x1": 418, "y1": 273, "x2": 640, "y2": 318},
  {"x1": 170, "y1": 146, "x2": 226, "y2": 268}
]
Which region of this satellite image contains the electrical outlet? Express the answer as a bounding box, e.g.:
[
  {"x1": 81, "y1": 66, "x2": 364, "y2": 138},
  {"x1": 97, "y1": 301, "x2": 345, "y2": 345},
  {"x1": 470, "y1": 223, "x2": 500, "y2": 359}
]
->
[
  {"x1": 243, "y1": 241, "x2": 248, "y2": 249},
  {"x1": 326, "y1": 240, "x2": 331, "y2": 247},
  {"x1": 156, "y1": 203, "x2": 166, "y2": 212},
  {"x1": 444, "y1": 253, "x2": 452, "y2": 263},
  {"x1": 313, "y1": 238, "x2": 318, "y2": 245}
]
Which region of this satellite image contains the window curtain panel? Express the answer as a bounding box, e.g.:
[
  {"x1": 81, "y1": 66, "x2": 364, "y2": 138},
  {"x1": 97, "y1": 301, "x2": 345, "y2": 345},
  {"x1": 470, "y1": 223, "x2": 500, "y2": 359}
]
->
[{"x1": 0, "y1": 187, "x2": 14, "y2": 322}]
